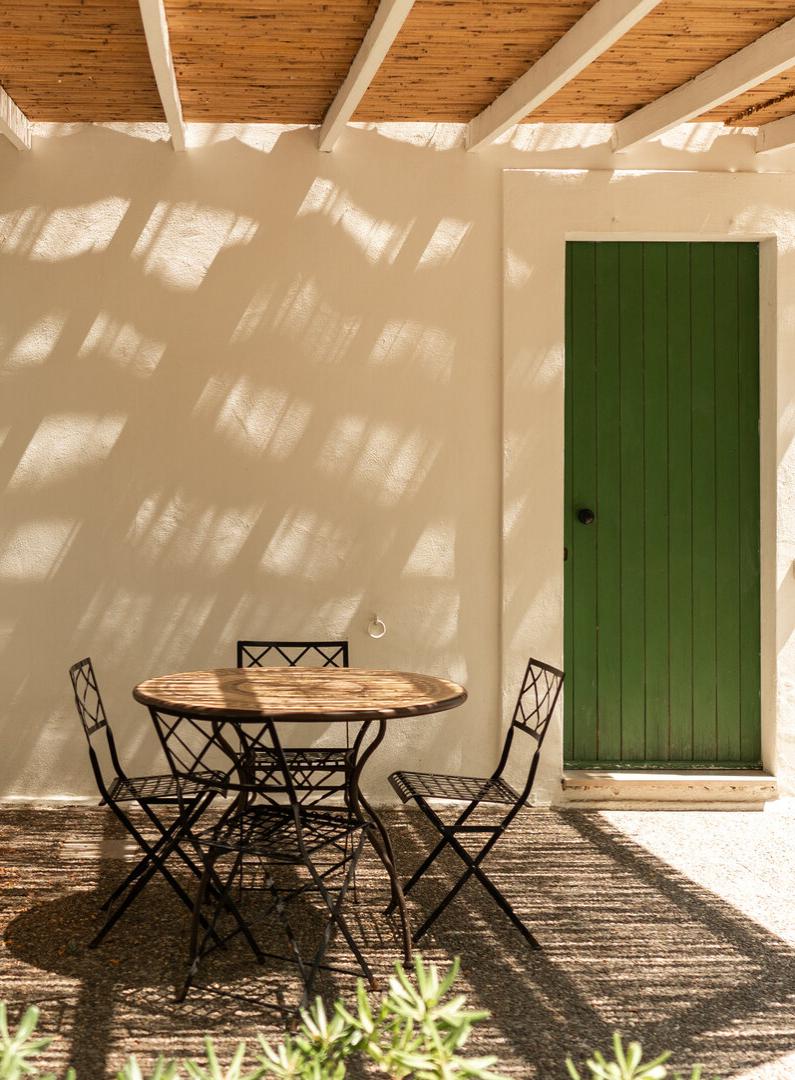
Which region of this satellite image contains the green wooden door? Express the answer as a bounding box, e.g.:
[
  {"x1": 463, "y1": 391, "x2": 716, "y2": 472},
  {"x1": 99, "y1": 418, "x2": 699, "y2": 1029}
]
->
[{"x1": 564, "y1": 241, "x2": 760, "y2": 768}]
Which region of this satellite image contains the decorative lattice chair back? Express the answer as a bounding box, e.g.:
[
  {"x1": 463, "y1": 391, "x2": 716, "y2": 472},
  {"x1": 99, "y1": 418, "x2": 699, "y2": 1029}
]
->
[
  {"x1": 236, "y1": 640, "x2": 349, "y2": 669},
  {"x1": 235, "y1": 640, "x2": 351, "y2": 803},
  {"x1": 497, "y1": 657, "x2": 564, "y2": 802},
  {"x1": 69, "y1": 657, "x2": 123, "y2": 794}
]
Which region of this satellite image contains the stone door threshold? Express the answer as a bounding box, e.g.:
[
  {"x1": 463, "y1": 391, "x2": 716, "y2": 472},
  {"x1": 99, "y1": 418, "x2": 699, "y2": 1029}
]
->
[{"x1": 561, "y1": 769, "x2": 778, "y2": 811}]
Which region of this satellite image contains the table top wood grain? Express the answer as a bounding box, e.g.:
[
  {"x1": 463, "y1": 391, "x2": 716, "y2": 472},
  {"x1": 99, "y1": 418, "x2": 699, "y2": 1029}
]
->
[{"x1": 133, "y1": 667, "x2": 467, "y2": 722}]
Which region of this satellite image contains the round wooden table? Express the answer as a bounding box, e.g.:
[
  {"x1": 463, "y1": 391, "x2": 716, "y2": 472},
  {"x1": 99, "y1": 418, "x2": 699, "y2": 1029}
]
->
[{"x1": 133, "y1": 667, "x2": 467, "y2": 960}]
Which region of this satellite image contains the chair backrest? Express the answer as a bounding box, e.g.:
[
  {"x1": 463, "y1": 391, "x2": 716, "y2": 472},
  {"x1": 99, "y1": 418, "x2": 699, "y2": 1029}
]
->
[
  {"x1": 236, "y1": 640, "x2": 349, "y2": 669},
  {"x1": 68, "y1": 657, "x2": 125, "y2": 797},
  {"x1": 492, "y1": 657, "x2": 564, "y2": 805}
]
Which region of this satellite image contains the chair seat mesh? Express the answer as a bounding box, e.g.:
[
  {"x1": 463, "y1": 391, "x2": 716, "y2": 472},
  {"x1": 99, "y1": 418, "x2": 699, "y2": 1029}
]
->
[
  {"x1": 195, "y1": 805, "x2": 361, "y2": 861},
  {"x1": 108, "y1": 772, "x2": 225, "y2": 803},
  {"x1": 389, "y1": 770, "x2": 519, "y2": 806},
  {"x1": 252, "y1": 747, "x2": 351, "y2": 771}
]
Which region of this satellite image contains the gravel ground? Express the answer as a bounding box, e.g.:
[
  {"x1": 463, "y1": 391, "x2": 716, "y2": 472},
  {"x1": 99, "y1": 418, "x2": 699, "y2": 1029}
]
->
[{"x1": 1, "y1": 801, "x2": 794, "y2": 1079}]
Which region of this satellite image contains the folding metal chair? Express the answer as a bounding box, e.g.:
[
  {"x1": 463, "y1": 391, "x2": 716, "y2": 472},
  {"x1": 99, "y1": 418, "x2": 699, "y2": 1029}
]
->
[
  {"x1": 147, "y1": 708, "x2": 374, "y2": 1010},
  {"x1": 69, "y1": 657, "x2": 221, "y2": 946},
  {"x1": 387, "y1": 656, "x2": 564, "y2": 948},
  {"x1": 236, "y1": 641, "x2": 352, "y2": 806}
]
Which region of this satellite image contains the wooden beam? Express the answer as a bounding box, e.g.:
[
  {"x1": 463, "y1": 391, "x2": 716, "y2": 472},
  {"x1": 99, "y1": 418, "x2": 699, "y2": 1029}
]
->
[
  {"x1": 756, "y1": 112, "x2": 795, "y2": 155},
  {"x1": 138, "y1": 0, "x2": 186, "y2": 151},
  {"x1": 615, "y1": 15, "x2": 795, "y2": 151},
  {"x1": 318, "y1": 0, "x2": 415, "y2": 152},
  {"x1": 0, "y1": 85, "x2": 31, "y2": 151},
  {"x1": 467, "y1": 0, "x2": 661, "y2": 151}
]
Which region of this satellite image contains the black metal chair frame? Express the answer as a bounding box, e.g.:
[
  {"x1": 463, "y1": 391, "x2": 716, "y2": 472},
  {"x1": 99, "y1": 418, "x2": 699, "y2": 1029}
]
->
[
  {"x1": 387, "y1": 656, "x2": 564, "y2": 948},
  {"x1": 148, "y1": 705, "x2": 374, "y2": 1011},
  {"x1": 236, "y1": 640, "x2": 352, "y2": 806},
  {"x1": 69, "y1": 658, "x2": 220, "y2": 947}
]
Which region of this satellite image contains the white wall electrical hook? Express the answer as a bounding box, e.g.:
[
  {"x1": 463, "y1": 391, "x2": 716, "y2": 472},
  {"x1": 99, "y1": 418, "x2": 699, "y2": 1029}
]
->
[{"x1": 367, "y1": 614, "x2": 386, "y2": 639}]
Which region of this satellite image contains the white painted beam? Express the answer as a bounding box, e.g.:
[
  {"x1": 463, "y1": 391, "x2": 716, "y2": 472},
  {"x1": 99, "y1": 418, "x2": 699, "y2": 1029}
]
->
[
  {"x1": 319, "y1": 0, "x2": 415, "y2": 152},
  {"x1": 615, "y1": 14, "x2": 795, "y2": 151},
  {"x1": 138, "y1": 0, "x2": 186, "y2": 151},
  {"x1": 756, "y1": 112, "x2": 795, "y2": 155},
  {"x1": 0, "y1": 85, "x2": 31, "y2": 151},
  {"x1": 467, "y1": 0, "x2": 661, "y2": 151}
]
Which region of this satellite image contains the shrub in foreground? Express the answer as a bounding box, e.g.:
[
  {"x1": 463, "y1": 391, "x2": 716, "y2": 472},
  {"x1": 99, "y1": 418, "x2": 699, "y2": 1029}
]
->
[{"x1": 0, "y1": 957, "x2": 712, "y2": 1079}]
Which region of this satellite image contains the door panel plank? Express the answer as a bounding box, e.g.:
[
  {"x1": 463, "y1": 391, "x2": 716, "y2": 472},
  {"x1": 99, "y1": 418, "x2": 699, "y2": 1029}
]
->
[
  {"x1": 642, "y1": 243, "x2": 670, "y2": 761},
  {"x1": 564, "y1": 247, "x2": 575, "y2": 762},
  {"x1": 738, "y1": 244, "x2": 762, "y2": 765},
  {"x1": 595, "y1": 243, "x2": 623, "y2": 761},
  {"x1": 690, "y1": 243, "x2": 718, "y2": 763},
  {"x1": 569, "y1": 242, "x2": 599, "y2": 762},
  {"x1": 666, "y1": 244, "x2": 695, "y2": 761},
  {"x1": 714, "y1": 244, "x2": 742, "y2": 761},
  {"x1": 618, "y1": 243, "x2": 646, "y2": 761}
]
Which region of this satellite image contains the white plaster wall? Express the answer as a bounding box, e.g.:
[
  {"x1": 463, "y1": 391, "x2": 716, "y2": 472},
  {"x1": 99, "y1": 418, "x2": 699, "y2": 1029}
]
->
[
  {"x1": 1, "y1": 122, "x2": 794, "y2": 800},
  {"x1": 503, "y1": 170, "x2": 795, "y2": 801},
  {"x1": 0, "y1": 124, "x2": 507, "y2": 799}
]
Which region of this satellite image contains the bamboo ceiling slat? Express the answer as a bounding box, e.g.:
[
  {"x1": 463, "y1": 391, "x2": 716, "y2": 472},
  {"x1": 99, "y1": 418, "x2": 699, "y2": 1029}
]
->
[
  {"x1": 164, "y1": 0, "x2": 380, "y2": 122},
  {"x1": 355, "y1": 0, "x2": 596, "y2": 122},
  {"x1": 0, "y1": 0, "x2": 163, "y2": 121},
  {"x1": 4, "y1": 0, "x2": 795, "y2": 128},
  {"x1": 530, "y1": 0, "x2": 795, "y2": 122},
  {"x1": 700, "y1": 68, "x2": 795, "y2": 124},
  {"x1": 357, "y1": 0, "x2": 795, "y2": 122}
]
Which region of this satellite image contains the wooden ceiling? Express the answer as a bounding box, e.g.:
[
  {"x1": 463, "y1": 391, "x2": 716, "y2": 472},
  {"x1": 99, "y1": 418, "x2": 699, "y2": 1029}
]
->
[{"x1": 3, "y1": 0, "x2": 795, "y2": 129}]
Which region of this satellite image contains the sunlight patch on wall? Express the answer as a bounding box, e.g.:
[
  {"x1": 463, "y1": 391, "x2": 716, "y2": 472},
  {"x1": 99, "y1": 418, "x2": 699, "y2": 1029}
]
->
[
  {"x1": 7, "y1": 414, "x2": 127, "y2": 491},
  {"x1": 0, "y1": 199, "x2": 130, "y2": 261},
  {"x1": 369, "y1": 320, "x2": 455, "y2": 383},
  {"x1": 354, "y1": 122, "x2": 465, "y2": 150},
  {"x1": 502, "y1": 123, "x2": 612, "y2": 151},
  {"x1": 317, "y1": 417, "x2": 439, "y2": 504},
  {"x1": 297, "y1": 178, "x2": 411, "y2": 265},
  {"x1": 505, "y1": 249, "x2": 533, "y2": 288},
  {"x1": 127, "y1": 493, "x2": 259, "y2": 573},
  {"x1": 269, "y1": 275, "x2": 362, "y2": 363},
  {"x1": 353, "y1": 424, "x2": 440, "y2": 507},
  {"x1": 260, "y1": 511, "x2": 353, "y2": 582},
  {"x1": 231, "y1": 284, "x2": 277, "y2": 344},
  {"x1": 132, "y1": 203, "x2": 258, "y2": 290},
  {"x1": 418, "y1": 218, "x2": 471, "y2": 267},
  {"x1": 75, "y1": 587, "x2": 152, "y2": 658},
  {"x1": 194, "y1": 375, "x2": 312, "y2": 459},
  {"x1": 78, "y1": 314, "x2": 166, "y2": 377},
  {"x1": 3, "y1": 311, "x2": 68, "y2": 370},
  {"x1": 186, "y1": 124, "x2": 304, "y2": 151},
  {"x1": 403, "y1": 521, "x2": 455, "y2": 579},
  {"x1": 0, "y1": 519, "x2": 80, "y2": 581}
]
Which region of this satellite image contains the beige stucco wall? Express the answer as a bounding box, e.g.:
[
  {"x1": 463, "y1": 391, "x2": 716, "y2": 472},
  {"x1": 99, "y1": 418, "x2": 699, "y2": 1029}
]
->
[{"x1": 0, "y1": 123, "x2": 793, "y2": 800}]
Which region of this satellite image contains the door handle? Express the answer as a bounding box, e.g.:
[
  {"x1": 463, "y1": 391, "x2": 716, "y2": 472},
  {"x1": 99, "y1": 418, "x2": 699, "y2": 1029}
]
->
[{"x1": 577, "y1": 508, "x2": 595, "y2": 525}]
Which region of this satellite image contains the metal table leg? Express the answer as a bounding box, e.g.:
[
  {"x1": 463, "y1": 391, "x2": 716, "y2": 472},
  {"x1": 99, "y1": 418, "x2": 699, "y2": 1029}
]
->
[{"x1": 348, "y1": 719, "x2": 413, "y2": 962}]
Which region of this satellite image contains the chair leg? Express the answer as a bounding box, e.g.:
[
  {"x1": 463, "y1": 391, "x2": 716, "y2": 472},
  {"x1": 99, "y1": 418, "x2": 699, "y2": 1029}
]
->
[
  {"x1": 409, "y1": 800, "x2": 542, "y2": 950},
  {"x1": 385, "y1": 833, "x2": 450, "y2": 915},
  {"x1": 99, "y1": 850, "x2": 151, "y2": 911},
  {"x1": 304, "y1": 832, "x2": 374, "y2": 1001},
  {"x1": 100, "y1": 799, "x2": 202, "y2": 913},
  {"x1": 411, "y1": 862, "x2": 474, "y2": 944},
  {"x1": 386, "y1": 795, "x2": 483, "y2": 915},
  {"x1": 94, "y1": 806, "x2": 225, "y2": 948}
]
